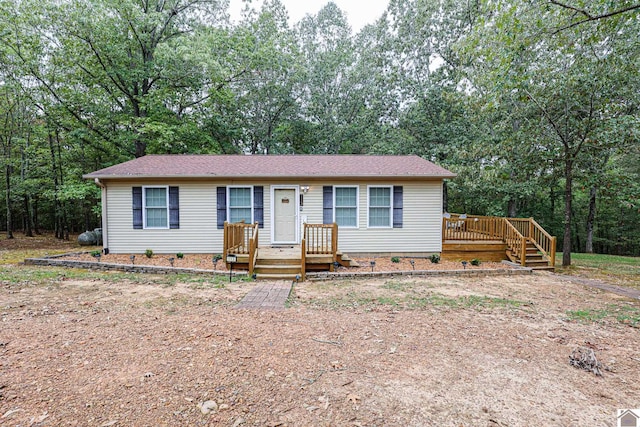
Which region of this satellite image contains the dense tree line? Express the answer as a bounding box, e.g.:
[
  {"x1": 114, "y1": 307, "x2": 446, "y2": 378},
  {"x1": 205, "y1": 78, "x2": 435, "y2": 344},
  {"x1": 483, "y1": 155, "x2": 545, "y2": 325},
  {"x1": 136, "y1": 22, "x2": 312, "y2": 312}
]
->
[{"x1": 0, "y1": 0, "x2": 638, "y2": 263}]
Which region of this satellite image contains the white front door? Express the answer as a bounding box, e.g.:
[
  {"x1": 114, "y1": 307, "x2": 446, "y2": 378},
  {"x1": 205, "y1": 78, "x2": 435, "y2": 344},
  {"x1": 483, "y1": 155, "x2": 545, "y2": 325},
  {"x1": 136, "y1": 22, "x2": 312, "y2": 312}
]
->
[{"x1": 273, "y1": 188, "x2": 297, "y2": 243}]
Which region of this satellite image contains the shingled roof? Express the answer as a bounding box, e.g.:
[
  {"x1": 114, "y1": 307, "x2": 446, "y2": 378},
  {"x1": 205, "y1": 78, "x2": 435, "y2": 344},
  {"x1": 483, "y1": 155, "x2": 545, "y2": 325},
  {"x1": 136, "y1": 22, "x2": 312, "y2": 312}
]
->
[{"x1": 83, "y1": 155, "x2": 456, "y2": 180}]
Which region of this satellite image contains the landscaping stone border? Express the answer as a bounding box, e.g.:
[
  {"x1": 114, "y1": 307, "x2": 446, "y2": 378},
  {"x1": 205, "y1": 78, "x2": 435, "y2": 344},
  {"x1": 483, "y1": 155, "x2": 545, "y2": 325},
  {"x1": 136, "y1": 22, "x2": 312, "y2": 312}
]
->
[
  {"x1": 24, "y1": 253, "x2": 531, "y2": 281},
  {"x1": 24, "y1": 254, "x2": 247, "y2": 277}
]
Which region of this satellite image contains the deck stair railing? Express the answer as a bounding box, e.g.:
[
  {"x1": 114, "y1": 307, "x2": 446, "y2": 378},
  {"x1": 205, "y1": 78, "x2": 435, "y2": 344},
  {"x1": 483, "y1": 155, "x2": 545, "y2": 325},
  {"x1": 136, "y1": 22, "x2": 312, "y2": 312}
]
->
[
  {"x1": 301, "y1": 223, "x2": 338, "y2": 281},
  {"x1": 443, "y1": 214, "x2": 556, "y2": 267},
  {"x1": 223, "y1": 221, "x2": 260, "y2": 276},
  {"x1": 507, "y1": 217, "x2": 556, "y2": 267}
]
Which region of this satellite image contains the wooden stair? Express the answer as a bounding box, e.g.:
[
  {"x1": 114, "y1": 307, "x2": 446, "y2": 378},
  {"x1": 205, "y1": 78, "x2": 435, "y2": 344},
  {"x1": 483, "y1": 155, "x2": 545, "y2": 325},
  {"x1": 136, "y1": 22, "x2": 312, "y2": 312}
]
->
[
  {"x1": 253, "y1": 248, "x2": 302, "y2": 281},
  {"x1": 507, "y1": 240, "x2": 555, "y2": 270},
  {"x1": 251, "y1": 247, "x2": 358, "y2": 280}
]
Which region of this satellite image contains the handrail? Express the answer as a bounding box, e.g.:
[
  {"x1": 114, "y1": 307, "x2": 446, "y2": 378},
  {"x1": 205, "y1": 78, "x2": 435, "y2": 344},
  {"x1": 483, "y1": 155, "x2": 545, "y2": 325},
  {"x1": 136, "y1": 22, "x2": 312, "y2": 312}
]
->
[
  {"x1": 303, "y1": 223, "x2": 338, "y2": 271},
  {"x1": 301, "y1": 238, "x2": 307, "y2": 281},
  {"x1": 530, "y1": 218, "x2": 556, "y2": 267},
  {"x1": 304, "y1": 223, "x2": 337, "y2": 255},
  {"x1": 223, "y1": 220, "x2": 257, "y2": 257},
  {"x1": 503, "y1": 219, "x2": 527, "y2": 266},
  {"x1": 248, "y1": 222, "x2": 259, "y2": 277}
]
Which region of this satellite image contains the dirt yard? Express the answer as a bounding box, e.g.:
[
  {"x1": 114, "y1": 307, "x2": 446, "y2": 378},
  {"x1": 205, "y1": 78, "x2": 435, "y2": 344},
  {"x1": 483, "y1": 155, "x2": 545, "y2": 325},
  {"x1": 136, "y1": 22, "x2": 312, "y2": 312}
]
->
[{"x1": 2, "y1": 261, "x2": 639, "y2": 426}]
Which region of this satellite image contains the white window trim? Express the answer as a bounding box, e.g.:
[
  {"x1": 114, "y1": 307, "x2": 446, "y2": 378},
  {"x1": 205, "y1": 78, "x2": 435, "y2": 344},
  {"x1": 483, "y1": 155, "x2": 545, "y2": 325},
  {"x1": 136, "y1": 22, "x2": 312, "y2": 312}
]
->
[
  {"x1": 367, "y1": 185, "x2": 393, "y2": 228},
  {"x1": 142, "y1": 186, "x2": 169, "y2": 229},
  {"x1": 333, "y1": 185, "x2": 359, "y2": 229},
  {"x1": 227, "y1": 186, "x2": 254, "y2": 224}
]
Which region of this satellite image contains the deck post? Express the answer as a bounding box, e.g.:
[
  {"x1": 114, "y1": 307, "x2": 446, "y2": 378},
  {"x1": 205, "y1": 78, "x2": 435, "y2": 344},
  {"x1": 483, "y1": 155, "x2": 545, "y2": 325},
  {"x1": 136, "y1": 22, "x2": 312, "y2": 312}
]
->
[
  {"x1": 223, "y1": 221, "x2": 228, "y2": 261},
  {"x1": 331, "y1": 222, "x2": 338, "y2": 269},
  {"x1": 528, "y1": 218, "x2": 534, "y2": 239},
  {"x1": 521, "y1": 236, "x2": 527, "y2": 266},
  {"x1": 550, "y1": 236, "x2": 557, "y2": 267},
  {"x1": 301, "y1": 238, "x2": 306, "y2": 281}
]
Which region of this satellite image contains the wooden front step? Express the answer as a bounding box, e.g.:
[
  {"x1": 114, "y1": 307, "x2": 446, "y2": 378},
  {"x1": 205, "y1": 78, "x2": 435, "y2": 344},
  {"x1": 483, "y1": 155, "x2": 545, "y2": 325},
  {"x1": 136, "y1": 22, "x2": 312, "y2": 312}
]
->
[
  {"x1": 254, "y1": 264, "x2": 302, "y2": 276},
  {"x1": 253, "y1": 247, "x2": 302, "y2": 280},
  {"x1": 230, "y1": 246, "x2": 356, "y2": 280}
]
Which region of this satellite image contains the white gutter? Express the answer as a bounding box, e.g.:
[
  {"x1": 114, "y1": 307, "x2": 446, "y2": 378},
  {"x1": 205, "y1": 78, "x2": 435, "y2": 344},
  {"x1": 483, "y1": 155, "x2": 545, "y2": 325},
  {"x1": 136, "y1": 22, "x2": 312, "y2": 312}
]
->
[{"x1": 94, "y1": 178, "x2": 108, "y2": 252}]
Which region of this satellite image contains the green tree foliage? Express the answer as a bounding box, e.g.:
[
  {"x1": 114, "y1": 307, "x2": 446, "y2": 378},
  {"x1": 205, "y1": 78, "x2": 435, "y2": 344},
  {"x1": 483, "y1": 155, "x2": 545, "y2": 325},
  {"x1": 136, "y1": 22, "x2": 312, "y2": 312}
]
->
[
  {"x1": 458, "y1": 0, "x2": 640, "y2": 264},
  {"x1": 0, "y1": 0, "x2": 637, "y2": 261}
]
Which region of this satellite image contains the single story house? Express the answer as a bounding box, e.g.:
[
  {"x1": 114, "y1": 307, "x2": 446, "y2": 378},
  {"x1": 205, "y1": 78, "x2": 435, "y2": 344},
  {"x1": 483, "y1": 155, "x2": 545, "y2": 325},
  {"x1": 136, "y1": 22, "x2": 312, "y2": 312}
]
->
[{"x1": 83, "y1": 155, "x2": 456, "y2": 255}]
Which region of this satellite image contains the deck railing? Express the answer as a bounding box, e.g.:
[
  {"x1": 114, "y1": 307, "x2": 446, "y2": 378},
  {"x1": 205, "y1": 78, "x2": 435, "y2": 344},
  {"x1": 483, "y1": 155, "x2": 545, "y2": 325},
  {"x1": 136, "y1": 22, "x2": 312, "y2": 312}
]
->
[
  {"x1": 223, "y1": 221, "x2": 259, "y2": 274},
  {"x1": 444, "y1": 214, "x2": 556, "y2": 266},
  {"x1": 302, "y1": 223, "x2": 338, "y2": 276},
  {"x1": 442, "y1": 215, "x2": 503, "y2": 241},
  {"x1": 503, "y1": 219, "x2": 527, "y2": 266},
  {"x1": 248, "y1": 222, "x2": 259, "y2": 277},
  {"x1": 527, "y1": 218, "x2": 557, "y2": 267}
]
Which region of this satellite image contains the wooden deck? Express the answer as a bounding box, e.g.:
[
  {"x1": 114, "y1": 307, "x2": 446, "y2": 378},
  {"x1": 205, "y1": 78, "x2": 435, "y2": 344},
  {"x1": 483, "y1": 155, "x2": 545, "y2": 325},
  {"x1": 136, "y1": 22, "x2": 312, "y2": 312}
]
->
[
  {"x1": 441, "y1": 215, "x2": 556, "y2": 269},
  {"x1": 442, "y1": 240, "x2": 508, "y2": 263},
  {"x1": 222, "y1": 216, "x2": 556, "y2": 279}
]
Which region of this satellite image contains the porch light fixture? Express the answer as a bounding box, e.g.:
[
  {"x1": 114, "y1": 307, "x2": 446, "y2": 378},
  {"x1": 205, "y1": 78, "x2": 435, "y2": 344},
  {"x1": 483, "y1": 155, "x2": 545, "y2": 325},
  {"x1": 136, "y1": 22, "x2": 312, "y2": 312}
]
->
[
  {"x1": 301, "y1": 185, "x2": 309, "y2": 193},
  {"x1": 370, "y1": 260, "x2": 376, "y2": 272},
  {"x1": 130, "y1": 255, "x2": 135, "y2": 265}
]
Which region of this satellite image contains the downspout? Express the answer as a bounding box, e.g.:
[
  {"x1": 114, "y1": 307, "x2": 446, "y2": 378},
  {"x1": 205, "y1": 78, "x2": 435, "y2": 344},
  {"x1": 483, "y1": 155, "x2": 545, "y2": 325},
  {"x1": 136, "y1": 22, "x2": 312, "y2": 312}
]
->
[{"x1": 94, "y1": 178, "x2": 109, "y2": 253}]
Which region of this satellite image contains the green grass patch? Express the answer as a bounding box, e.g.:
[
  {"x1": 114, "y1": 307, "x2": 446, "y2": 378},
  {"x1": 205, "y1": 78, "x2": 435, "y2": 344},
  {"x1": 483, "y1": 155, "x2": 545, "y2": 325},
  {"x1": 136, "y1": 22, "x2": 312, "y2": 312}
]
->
[
  {"x1": 566, "y1": 303, "x2": 640, "y2": 327},
  {"x1": 0, "y1": 249, "x2": 72, "y2": 265},
  {"x1": 557, "y1": 252, "x2": 640, "y2": 289}
]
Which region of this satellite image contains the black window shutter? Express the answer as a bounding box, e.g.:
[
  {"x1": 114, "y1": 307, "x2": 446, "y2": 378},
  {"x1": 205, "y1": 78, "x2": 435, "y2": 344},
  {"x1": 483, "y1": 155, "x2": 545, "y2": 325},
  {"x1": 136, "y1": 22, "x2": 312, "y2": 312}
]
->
[
  {"x1": 323, "y1": 186, "x2": 333, "y2": 224},
  {"x1": 216, "y1": 187, "x2": 227, "y2": 229},
  {"x1": 169, "y1": 186, "x2": 179, "y2": 229},
  {"x1": 132, "y1": 187, "x2": 143, "y2": 229},
  {"x1": 393, "y1": 186, "x2": 403, "y2": 228},
  {"x1": 253, "y1": 186, "x2": 264, "y2": 228}
]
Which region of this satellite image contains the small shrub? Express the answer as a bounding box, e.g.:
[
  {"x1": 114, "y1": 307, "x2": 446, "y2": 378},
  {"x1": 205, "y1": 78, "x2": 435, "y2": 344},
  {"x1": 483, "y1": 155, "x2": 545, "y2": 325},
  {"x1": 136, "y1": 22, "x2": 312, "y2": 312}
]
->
[
  {"x1": 176, "y1": 252, "x2": 184, "y2": 259},
  {"x1": 213, "y1": 254, "x2": 222, "y2": 262},
  {"x1": 471, "y1": 258, "x2": 481, "y2": 266},
  {"x1": 429, "y1": 254, "x2": 441, "y2": 264},
  {"x1": 90, "y1": 250, "x2": 101, "y2": 257},
  {"x1": 391, "y1": 256, "x2": 400, "y2": 263},
  {"x1": 145, "y1": 249, "x2": 154, "y2": 258}
]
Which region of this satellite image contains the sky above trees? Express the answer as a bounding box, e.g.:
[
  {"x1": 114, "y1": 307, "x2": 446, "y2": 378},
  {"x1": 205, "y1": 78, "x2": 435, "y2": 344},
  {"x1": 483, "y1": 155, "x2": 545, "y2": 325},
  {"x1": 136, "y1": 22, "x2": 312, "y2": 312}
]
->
[{"x1": 229, "y1": 0, "x2": 389, "y2": 31}]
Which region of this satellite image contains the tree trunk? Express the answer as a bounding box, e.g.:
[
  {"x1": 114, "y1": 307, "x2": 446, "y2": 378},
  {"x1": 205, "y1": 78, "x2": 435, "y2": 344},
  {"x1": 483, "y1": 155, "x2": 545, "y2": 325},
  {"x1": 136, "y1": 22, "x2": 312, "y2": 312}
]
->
[
  {"x1": 442, "y1": 181, "x2": 449, "y2": 213},
  {"x1": 48, "y1": 131, "x2": 62, "y2": 239},
  {"x1": 24, "y1": 195, "x2": 33, "y2": 237},
  {"x1": 562, "y1": 159, "x2": 573, "y2": 266},
  {"x1": 507, "y1": 199, "x2": 517, "y2": 218},
  {"x1": 5, "y1": 164, "x2": 13, "y2": 239},
  {"x1": 33, "y1": 196, "x2": 40, "y2": 234},
  {"x1": 135, "y1": 140, "x2": 146, "y2": 158},
  {"x1": 585, "y1": 186, "x2": 596, "y2": 253}
]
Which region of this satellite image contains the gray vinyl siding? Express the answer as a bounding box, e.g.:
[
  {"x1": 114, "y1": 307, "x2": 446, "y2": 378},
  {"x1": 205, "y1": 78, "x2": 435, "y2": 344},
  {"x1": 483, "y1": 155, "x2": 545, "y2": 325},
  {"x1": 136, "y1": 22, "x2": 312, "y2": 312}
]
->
[
  {"x1": 301, "y1": 181, "x2": 443, "y2": 254},
  {"x1": 103, "y1": 179, "x2": 442, "y2": 254},
  {"x1": 104, "y1": 180, "x2": 272, "y2": 254}
]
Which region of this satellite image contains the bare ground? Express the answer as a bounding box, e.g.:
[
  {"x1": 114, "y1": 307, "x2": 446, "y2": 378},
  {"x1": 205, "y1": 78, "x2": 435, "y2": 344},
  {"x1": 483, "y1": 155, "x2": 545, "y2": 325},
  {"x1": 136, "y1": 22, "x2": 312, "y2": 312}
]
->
[{"x1": 1, "y1": 266, "x2": 639, "y2": 426}]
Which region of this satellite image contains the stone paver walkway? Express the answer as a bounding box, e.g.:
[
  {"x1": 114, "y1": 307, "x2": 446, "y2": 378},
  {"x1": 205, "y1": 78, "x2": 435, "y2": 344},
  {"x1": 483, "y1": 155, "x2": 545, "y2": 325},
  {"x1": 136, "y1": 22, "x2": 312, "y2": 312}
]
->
[{"x1": 235, "y1": 281, "x2": 293, "y2": 310}]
